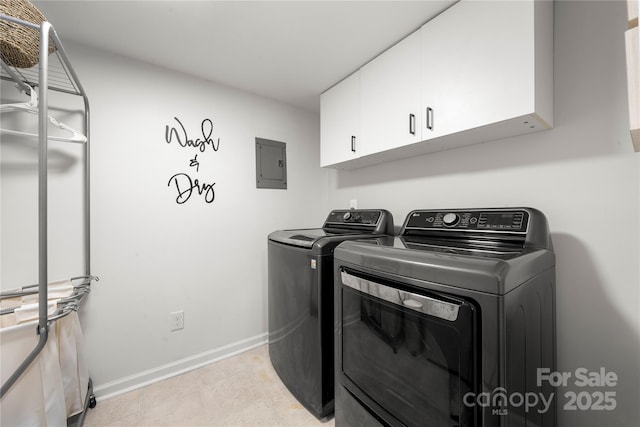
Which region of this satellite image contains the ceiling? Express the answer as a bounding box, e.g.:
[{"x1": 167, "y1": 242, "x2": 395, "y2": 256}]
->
[{"x1": 32, "y1": 1, "x2": 456, "y2": 112}]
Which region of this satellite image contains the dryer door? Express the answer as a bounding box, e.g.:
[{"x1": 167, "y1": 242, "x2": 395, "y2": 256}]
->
[{"x1": 339, "y1": 269, "x2": 479, "y2": 427}]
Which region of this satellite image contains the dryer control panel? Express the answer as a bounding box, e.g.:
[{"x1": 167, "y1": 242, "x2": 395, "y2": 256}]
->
[{"x1": 404, "y1": 209, "x2": 529, "y2": 233}]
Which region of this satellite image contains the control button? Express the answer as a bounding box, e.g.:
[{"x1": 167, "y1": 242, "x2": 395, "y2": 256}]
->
[
  {"x1": 343, "y1": 212, "x2": 352, "y2": 221},
  {"x1": 442, "y1": 213, "x2": 459, "y2": 226}
]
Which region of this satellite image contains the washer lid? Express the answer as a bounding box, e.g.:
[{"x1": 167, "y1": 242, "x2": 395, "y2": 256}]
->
[
  {"x1": 268, "y1": 209, "x2": 395, "y2": 250},
  {"x1": 268, "y1": 228, "x2": 359, "y2": 249}
]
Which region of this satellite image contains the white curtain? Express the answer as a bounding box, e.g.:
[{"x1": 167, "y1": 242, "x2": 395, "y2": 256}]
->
[{"x1": 1, "y1": 307, "x2": 88, "y2": 425}]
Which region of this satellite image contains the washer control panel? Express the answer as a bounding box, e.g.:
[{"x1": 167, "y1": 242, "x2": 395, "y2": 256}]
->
[
  {"x1": 325, "y1": 210, "x2": 381, "y2": 226},
  {"x1": 324, "y1": 209, "x2": 394, "y2": 235},
  {"x1": 405, "y1": 209, "x2": 529, "y2": 233}
]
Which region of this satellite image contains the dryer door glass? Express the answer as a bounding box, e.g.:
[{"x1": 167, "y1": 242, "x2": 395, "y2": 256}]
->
[{"x1": 340, "y1": 271, "x2": 478, "y2": 427}]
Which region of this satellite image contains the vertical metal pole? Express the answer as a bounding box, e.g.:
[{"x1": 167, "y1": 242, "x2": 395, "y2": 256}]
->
[
  {"x1": 84, "y1": 98, "x2": 90, "y2": 275},
  {"x1": 38, "y1": 21, "x2": 51, "y2": 332}
]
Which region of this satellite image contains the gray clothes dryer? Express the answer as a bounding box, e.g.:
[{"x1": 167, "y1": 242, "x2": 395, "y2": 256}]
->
[
  {"x1": 334, "y1": 207, "x2": 556, "y2": 427},
  {"x1": 268, "y1": 209, "x2": 394, "y2": 419}
]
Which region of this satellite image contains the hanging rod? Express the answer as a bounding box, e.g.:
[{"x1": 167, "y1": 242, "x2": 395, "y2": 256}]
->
[
  {"x1": 0, "y1": 275, "x2": 99, "y2": 300},
  {"x1": 0, "y1": 276, "x2": 97, "y2": 315}
]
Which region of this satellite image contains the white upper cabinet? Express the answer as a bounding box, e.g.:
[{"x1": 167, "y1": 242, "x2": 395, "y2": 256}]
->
[
  {"x1": 360, "y1": 30, "x2": 423, "y2": 156},
  {"x1": 320, "y1": 71, "x2": 361, "y2": 167},
  {"x1": 420, "y1": 0, "x2": 553, "y2": 143},
  {"x1": 625, "y1": 0, "x2": 639, "y2": 151},
  {"x1": 320, "y1": 0, "x2": 553, "y2": 169}
]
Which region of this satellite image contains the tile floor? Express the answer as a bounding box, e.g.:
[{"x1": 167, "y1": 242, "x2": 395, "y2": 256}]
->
[{"x1": 83, "y1": 345, "x2": 335, "y2": 427}]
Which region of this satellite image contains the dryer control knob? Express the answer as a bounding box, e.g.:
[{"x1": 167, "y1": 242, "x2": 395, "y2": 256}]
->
[
  {"x1": 442, "y1": 213, "x2": 459, "y2": 226},
  {"x1": 343, "y1": 212, "x2": 352, "y2": 221}
]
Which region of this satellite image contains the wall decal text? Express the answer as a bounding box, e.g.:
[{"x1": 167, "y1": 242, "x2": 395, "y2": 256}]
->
[
  {"x1": 164, "y1": 116, "x2": 220, "y2": 205},
  {"x1": 165, "y1": 117, "x2": 221, "y2": 153},
  {"x1": 167, "y1": 173, "x2": 216, "y2": 204}
]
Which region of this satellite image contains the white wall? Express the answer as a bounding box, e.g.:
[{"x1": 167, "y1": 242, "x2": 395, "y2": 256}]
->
[
  {"x1": 1, "y1": 41, "x2": 328, "y2": 397},
  {"x1": 2, "y1": 1, "x2": 637, "y2": 425},
  {"x1": 327, "y1": 1, "x2": 639, "y2": 425}
]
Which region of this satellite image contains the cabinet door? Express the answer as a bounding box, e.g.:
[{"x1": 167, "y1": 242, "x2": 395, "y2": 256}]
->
[
  {"x1": 421, "y1": 0, "x2": 539, "y2": 140},
  {"x1": 360, "y1": 30, "x2": 422, "y2": 155},
  {"x1": 320, "y1": 71, "x2": 361, "y2": 167}
]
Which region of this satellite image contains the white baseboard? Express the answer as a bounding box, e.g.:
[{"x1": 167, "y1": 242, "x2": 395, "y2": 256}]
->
[{"x1": 93, "y1": 333, "x2": 268, "y2": 401}]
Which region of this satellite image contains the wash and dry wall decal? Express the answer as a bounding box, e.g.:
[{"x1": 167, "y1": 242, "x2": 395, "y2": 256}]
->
[{"x1": 164, "y1": 117, "x2": 220, "y2": 204}]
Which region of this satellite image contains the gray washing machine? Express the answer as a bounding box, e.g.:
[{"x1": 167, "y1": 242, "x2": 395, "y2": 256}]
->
[
  {"x1": 334, "y1": 207, "x2": 556, "y2": 427},
  {"x1": 268, "y1": 209, "x2": 394, "y2": 419}
]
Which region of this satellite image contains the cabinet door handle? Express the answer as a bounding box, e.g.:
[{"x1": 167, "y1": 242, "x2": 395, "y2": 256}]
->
[
  {"x1": 409, "y1": 114, "x2": 416, "y2": 135},
  {"x1": 351, "y1": 136, "x2": 356, "y2": 153},
  {"x1": 426, "y1": 107, "x2": 434, "y2": 131}
]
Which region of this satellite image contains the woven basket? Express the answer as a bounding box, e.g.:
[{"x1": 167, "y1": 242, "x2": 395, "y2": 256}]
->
[{"x1": 0, "y1": 0, "x2": 56, "y2": 69}]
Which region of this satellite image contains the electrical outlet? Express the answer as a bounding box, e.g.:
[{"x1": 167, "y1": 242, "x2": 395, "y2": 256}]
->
[
  {"x1": 350, "y1": 199, "x2": 357, "y2": 209},
  {"x1": 170, "y1": 310, "x2": 184, "y2": 331}
]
